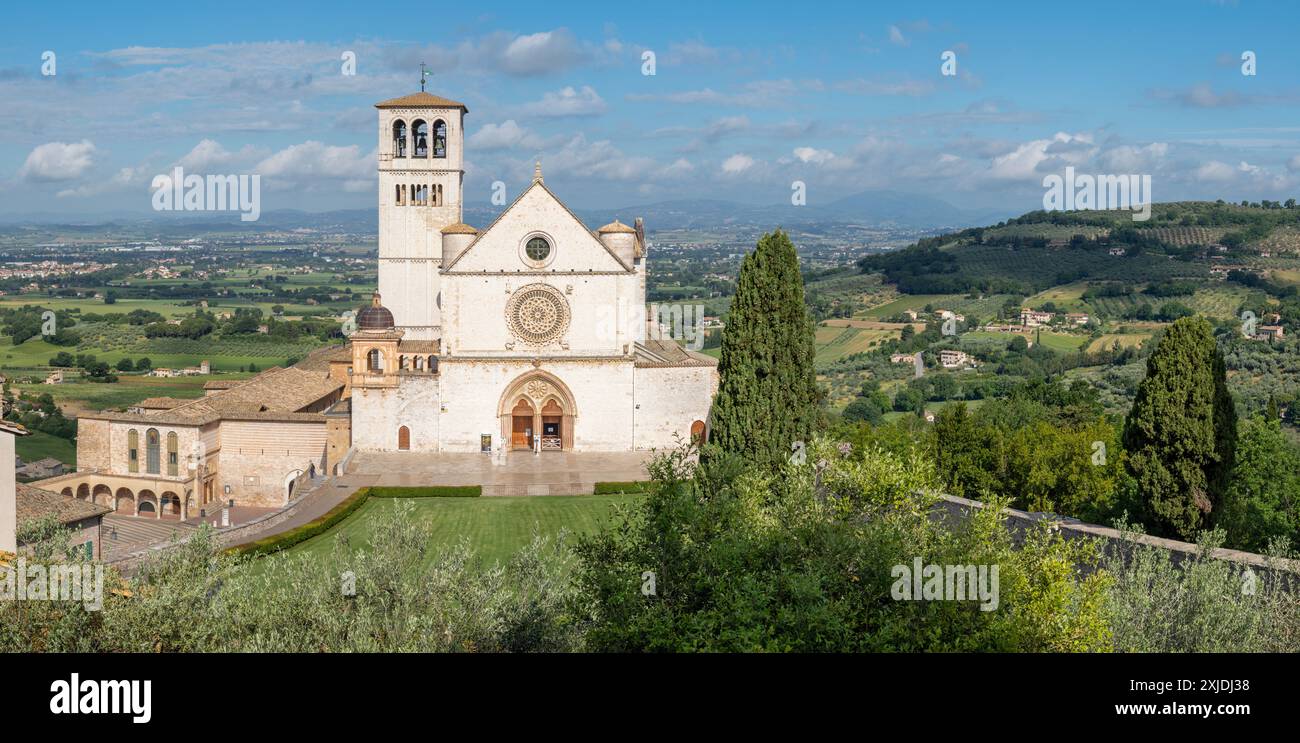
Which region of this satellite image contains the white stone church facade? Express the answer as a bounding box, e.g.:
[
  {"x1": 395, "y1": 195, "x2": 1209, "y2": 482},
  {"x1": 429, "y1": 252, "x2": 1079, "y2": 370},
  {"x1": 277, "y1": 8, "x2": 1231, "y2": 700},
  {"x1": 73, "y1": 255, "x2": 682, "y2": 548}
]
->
[
  {"x1": 35, "y1": 90, "x2": 718, "y2": 517},
  {"x1": 348, "y1": 91, "x2": 718, "y2": 454}
]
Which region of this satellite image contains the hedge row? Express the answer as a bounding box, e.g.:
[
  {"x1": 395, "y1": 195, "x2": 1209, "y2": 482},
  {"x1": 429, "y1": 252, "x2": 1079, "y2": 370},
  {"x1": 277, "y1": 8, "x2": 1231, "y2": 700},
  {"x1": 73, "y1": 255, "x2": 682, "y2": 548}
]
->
[
  {"x1": 227, "y1": 487, "x2": 373, "y2": 557},
  {"x1": 226, "y1": 484, "x2": 482, "y2": 557},
  {"x1": 593, "y1": 481, "x2": 650, "y2": 495}
]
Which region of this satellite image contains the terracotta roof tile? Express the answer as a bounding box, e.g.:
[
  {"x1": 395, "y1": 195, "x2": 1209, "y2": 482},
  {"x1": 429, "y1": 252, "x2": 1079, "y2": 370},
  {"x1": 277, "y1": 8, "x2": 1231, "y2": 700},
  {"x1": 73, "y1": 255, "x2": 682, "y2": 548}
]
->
[
  {"x1": 374, "y1": 91, "x2": 468, "y2": 110},
  {"x1": 16, "y1": 483, "x2": 110, "y2": 525}
]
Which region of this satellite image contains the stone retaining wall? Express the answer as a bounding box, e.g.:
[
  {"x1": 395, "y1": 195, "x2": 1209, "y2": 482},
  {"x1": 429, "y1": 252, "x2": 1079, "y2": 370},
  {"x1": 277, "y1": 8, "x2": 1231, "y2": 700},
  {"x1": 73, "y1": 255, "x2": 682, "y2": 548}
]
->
[{"x1": 934, "y1": 493, "x2": 1300, "y2": 579}]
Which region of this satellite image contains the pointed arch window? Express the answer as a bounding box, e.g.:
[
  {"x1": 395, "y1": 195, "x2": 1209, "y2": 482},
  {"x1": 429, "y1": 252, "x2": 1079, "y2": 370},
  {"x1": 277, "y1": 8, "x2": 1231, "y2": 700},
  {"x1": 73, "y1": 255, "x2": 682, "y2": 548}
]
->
[
  {"x1": 432, "y1": 120, "x2": 447, "y2": 158},
  {"x1": 127, "y1": 429, "x2": 139, "y2": 473},
  {"x1": 392, "y1": 120, "x2": 408, "y2": 158},
  {"x1": 413, "y1": 120, "x2": 428, "y2": 158},
  {"x1": 146, "y1": 428, "x2": 161, "y2": 475},
  {"x1": 167, "y1": 432, "x2": 179, "y2": 476}
]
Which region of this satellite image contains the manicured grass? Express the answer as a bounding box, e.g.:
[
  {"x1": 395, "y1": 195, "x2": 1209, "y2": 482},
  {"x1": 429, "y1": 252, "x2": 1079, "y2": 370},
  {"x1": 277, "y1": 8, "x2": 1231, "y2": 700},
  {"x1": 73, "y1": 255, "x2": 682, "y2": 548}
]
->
[
  {"x1": 281, "y1": 494, "x2": 641, "y2": 566},
  {"x1": 15, "y1": 430, "x2": 76, "y2": 467}
]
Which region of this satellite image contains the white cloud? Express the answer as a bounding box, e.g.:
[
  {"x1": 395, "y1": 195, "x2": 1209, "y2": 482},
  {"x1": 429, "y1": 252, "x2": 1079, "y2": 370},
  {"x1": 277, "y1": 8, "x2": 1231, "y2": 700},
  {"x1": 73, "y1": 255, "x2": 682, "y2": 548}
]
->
[
  {"x1": 1195, "y1": 160, "x2": 1237, "y2": 181},
  {"x1": 793, "y1": 147, "x2": 835, "y2": 165},
  {"x1": 721, "y1": 153, "x2": 755, "y2": 174},
  {"x1": 497, "y1": 30, "x2": 587, "y2": 76},
  {"x1": 1100, "y1": 142, "x2": 1168, "y2": 172},
  {"x1": 468, "y1": 120, "x2": 541, "y2": 151},
  {"x1": 987, "y1": 132, "x2": 1097, "y2": 181},
  {"x1": 56, "y1": 165, "x2": 146, "y2": 198},
  {"x1": 254, "y1": 141, "x2": 374, "y2": 190},
  {"x1": 518, "y1": 86, "x2": 607, "y2": 117},
  {"x1": 888, "y1": 25, "x2": 908, "y2": 46},
  {"x1": 19, "y1": 140, "x2": 97, "y2": 182}
]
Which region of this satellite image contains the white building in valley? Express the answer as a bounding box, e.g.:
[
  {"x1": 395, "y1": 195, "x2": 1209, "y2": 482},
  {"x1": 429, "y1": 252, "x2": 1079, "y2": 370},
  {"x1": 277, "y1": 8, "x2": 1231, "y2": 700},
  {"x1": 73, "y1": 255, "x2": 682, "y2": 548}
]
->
[{"x1": 349, "y1": 90, "x2": 718, "y2": 453}]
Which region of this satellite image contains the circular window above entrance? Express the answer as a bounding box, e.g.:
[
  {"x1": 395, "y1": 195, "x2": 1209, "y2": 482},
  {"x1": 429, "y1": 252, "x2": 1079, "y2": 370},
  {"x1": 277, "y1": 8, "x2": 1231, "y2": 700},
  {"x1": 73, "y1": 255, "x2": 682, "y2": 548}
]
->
[
  {"x1": 506, "y1": 284, "x2": 570, "y2": 346},
  {"x1": 519, "y1": 232, "x2": 556, "y2": 268},
  {"x1": 526, "y1": 237, "x2": 550, "y2": 261}
]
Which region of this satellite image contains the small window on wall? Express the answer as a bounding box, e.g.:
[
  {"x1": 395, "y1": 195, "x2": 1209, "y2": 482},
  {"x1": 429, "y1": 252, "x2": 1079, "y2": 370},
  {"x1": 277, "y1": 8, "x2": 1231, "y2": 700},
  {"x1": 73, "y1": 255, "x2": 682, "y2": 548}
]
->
[
  {"x1": 432, "y1": 120, "x2": 447, "y2": 158},
  {"x1": 167, "y1": 432, "x2": 179, "y2": 476},
  {"x1": 392, "y1": 120, "x2": 408, "y2": 158},
  {"x1": 413, "y1": 120, "x2": 428, "y2": 157},
  {"x1": 127, "y1": 429, "x2": 139, "y2": 473},
  {"x1": 146, "y1": 429, "x2": 160, "y2": 475},
  {"x1": 526, "y1": 237, "x2": 551, "y2": 262}
]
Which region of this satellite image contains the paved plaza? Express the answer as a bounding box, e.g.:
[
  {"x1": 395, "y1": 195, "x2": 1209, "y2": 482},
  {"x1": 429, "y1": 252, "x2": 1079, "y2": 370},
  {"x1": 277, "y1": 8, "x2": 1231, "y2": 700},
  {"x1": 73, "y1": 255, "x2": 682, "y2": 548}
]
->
[{"x1": 346, "y1": 450, "x2": 656, "y2": 495}]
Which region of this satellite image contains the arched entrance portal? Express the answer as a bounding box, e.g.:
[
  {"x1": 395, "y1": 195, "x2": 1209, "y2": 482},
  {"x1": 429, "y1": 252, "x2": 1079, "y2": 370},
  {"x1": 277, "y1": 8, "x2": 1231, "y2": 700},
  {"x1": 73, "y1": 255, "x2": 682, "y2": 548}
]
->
[
  {"x1": 498, "y1": 372, "x2": 577, "y2": 452},
  {"x1": 540, "y1": 399, "x2": 563, "y2": 451},
  {"x1": 510, "y1": 399, "x2": 534, "y2": 450}
]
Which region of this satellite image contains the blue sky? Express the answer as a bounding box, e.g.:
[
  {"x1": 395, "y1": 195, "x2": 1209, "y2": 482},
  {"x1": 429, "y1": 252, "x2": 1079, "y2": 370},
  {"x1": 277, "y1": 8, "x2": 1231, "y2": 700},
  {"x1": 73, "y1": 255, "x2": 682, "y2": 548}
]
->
[{"x1": 2, "y1": 0, "x2": 1298, "y2": 217}]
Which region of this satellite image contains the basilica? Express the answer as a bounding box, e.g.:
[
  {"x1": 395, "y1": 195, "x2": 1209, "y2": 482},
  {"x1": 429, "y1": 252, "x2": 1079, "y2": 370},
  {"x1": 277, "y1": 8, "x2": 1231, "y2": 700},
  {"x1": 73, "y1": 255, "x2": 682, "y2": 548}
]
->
[
  {"x1": 36, "y1": 91, "x2": 717, "y2": 513},
  {"x1": 351, "y1": 90, "x2": 718, "y2": 454}
]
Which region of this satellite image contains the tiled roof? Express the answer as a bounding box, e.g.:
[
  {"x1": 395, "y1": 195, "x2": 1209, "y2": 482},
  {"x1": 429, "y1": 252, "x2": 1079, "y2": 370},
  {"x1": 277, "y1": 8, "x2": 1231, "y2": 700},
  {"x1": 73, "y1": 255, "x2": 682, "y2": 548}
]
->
[
  {"x1": 16, "y1": 483, "x2": 110, "y2": 525},
  {"x1": 0, "y1": 420, "x2": 29, "y2": 436},
  {"x1": 202, "y1": 380, "x2": 240, "y2": 390},
  {"x1": 374, "y1": 92, "x2": 468, "y2": 110},
  {"x1": 136, "y1": 396, "x2": 190, "y2": 409},
  {"x1": 83, "y1": 366, "x2": 343, "y2": 426},
  {"x1": 292, "y1": 345, "x2": 351, "y2": 372},
  {"x1": 633, "y1": 340, "x2": 718, "y2": 368},
  {"x1": 440, "y1": 222, "x2": 478, "y2": 234},
  {"x1": 597, "y1": 219, "x2": 637, "y2": 234},
  {"x1": 398, "y1": 340, "x2": 441, "y2": 353}
]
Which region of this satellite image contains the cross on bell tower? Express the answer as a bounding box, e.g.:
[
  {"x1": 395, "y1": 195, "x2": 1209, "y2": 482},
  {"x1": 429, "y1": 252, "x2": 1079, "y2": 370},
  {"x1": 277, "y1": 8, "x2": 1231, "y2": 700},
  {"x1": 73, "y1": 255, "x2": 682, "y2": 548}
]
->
[{"x1": 419, "y1": 62, "x2": 430, "y2": 92}]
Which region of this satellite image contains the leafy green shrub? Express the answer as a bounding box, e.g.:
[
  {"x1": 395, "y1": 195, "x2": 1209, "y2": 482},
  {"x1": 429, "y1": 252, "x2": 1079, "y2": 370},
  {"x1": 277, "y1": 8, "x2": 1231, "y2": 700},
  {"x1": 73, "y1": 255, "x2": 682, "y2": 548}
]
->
[
  {"x1": 592, "y1": 481, "x2": 648, "y2": 495},
  {"x1": 227, "y1": 487, "x2": 372, "y2": 557}
]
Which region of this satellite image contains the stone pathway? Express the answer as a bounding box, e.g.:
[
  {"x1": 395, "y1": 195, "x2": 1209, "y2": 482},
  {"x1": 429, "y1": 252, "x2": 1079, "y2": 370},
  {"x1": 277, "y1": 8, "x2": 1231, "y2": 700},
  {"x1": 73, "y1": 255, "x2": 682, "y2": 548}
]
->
[{"x1": 101, "y1": 515, "x2": 195, "y2": 562}]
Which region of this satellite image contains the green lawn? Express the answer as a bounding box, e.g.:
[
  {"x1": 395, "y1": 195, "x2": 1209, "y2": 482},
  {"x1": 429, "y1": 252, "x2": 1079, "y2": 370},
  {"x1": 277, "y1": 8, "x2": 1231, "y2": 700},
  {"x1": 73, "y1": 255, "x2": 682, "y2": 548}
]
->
[
  {"x1": 280, "y1": 494, "x2": 641, "y2": 567},
  {"x1": 15, "y1": 430, "x2": 76, "y2": 467}
]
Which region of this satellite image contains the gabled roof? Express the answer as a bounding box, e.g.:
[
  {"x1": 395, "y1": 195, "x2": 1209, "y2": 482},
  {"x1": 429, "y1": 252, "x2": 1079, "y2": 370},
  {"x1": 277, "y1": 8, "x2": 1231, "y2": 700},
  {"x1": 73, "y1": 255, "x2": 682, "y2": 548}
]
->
[
  {"x1": 442, "y1": 180, "x2": 633, "y2": 273},
  {"x1": 0, "y1": 420, "x2": 29, "y2": 436},
  {"x1": 634, "y1": 340, "x2": 718, "y2": 368},
  {"x1": 374, "y1": 91, "x2": 468, "y2": 111},
  {"x1": 82, "y1": 366, "x2": 343, "y2": 426},
  {"x1": 16, "y1": 483, "x2": 110, "y2": 525}
]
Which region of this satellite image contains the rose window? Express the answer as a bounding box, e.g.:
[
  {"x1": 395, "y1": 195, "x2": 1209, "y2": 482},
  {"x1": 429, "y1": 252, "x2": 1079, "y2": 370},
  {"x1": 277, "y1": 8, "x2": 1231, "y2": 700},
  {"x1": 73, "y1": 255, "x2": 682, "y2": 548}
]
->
[{"x1": 506, "y1": 285, "x2": 570, "y2": 345}]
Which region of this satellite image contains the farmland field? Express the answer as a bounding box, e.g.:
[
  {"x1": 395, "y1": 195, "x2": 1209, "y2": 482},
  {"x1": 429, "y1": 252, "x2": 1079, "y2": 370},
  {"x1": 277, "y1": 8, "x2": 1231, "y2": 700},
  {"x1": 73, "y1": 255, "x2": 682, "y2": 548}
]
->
[
  {"x1": 15, "y1": 430, "x2": 77, "y2": 467},
  {"x1": 814, "y1": 325, "x2": 898, "y2": 364},
  {"x1": 12, "y1": 372, "x2": 255, "y2": 416},
  {"x1": 1086, "y1": 333, "x2": 1151, "y2": 353}
]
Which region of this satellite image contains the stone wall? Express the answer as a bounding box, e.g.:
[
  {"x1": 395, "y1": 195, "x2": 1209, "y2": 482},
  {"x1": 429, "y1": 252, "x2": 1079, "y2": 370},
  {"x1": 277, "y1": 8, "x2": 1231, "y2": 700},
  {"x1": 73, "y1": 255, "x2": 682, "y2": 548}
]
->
[
  {"x1": 217, "y1": 420, "x2": 328, "y2": 507},
  {"x1": 934, "y1": 493, "x2": 1300, "y2": 578},
  {"x1": 633, "y1": 364, "x2": 718, "y2": 449}
]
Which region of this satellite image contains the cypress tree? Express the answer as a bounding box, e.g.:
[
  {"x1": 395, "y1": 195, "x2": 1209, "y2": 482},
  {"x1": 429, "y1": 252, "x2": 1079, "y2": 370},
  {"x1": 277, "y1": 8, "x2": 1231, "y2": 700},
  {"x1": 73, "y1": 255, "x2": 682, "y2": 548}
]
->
[
  {"x1": 708, "y1": 229, "x2": 818, "y2": 466},
  {"x1": 1122, "y1": 316, "x2": 1237, "y2": 539}
]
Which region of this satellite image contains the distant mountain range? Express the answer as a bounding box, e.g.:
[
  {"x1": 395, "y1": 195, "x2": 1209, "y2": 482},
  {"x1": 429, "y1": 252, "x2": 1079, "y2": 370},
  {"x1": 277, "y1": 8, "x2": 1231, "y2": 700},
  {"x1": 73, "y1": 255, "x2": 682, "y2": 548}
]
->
[{"x1": 0, "y1": 189, "x2": 1017, "y2": 233}]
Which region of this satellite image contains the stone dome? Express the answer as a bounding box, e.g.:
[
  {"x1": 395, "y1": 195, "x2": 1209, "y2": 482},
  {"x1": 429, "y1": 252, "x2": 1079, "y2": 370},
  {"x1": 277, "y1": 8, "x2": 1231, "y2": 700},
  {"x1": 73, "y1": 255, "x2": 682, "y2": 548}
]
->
[{"x1": 356, "y1": 292, "x2": 395, "y2": 331}]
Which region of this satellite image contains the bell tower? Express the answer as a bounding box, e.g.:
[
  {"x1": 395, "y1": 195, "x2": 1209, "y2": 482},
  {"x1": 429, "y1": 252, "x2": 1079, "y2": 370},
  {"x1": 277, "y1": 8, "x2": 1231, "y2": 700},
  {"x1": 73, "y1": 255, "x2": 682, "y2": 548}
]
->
[{"x1": 374, "y1": 81, "x2": 467, "y2": 341}]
